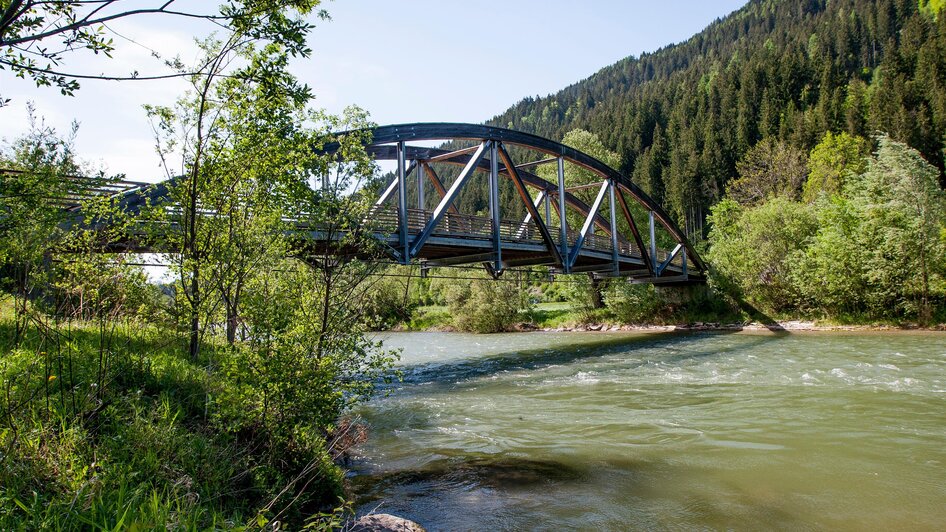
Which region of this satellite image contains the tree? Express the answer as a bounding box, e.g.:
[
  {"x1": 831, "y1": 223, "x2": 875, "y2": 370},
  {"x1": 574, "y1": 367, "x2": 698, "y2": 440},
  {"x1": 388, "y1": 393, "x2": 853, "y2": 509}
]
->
[
  {"x1": 706, "y1": 197, "x2": 817, "y2": 312},
  {"x1": 0, "y1": 0, "x2": 324, "y2": 105},
  {"x1": 146, "y1": 37, "x2": 318, "y2": 359},
  {"x1": 847, "y1": 135, "x2": 946, "y2": 322},
  {"x1": 803, "y1": 131, "x2": 870, "y2": 201},
  {"x1": 538, "y1": 129, "x2": 620, "y2": 309},
  {"x1": 727, "y1": 137, "x2": 809, "y2": 206},
  {"x1": 0, "y1": 108, "x2": 84, "y2": 342},
  {"x1": 434, "y1": 271, "x2": 522, "y2": 333},
  {"x1": 789, "y1": 195, "x2": 869, "y2": 316}
]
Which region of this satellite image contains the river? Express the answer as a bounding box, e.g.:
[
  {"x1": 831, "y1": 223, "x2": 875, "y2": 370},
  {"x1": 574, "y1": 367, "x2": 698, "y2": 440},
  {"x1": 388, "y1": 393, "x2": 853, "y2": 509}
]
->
[{"x1": 349, "y1": 330, "x2": 946, "y2": 530}]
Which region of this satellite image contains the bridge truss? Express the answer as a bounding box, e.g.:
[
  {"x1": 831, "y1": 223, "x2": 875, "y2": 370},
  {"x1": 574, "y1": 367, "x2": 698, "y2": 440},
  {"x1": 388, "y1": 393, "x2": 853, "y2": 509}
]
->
[{"x1": 319, "y1": 123, "x2": 706, "y2": 284}]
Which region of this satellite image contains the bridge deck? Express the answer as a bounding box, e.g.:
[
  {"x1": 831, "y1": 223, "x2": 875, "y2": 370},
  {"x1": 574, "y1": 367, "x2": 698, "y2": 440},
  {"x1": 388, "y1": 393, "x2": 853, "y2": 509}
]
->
[{"x1": 298, "y1": 207, "x2": 692, "y2": 280}]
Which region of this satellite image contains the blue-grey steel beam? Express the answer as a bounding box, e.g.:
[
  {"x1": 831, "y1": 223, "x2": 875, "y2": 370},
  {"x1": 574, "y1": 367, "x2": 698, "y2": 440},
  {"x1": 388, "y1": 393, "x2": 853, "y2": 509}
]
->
[
  {"x1": 489, "y1": 141, "x2": 502, "y2": 272},
  {"x1": 409, "y1": 141, "x2": 488, "y2": 258},
  {"x1": 656, "y1": 243, "x2": 683, "y2": 276},
  {"x1": 568, "y1": 181, "x2": 609, "y2": 269},
  {"x1": 609, "y1": 181, "x2": 619, "y2": 273},
  {"x1": 557, "y1": 157, "x2": 568, "y2": 272},
  {"x1": 397, "y1": 141, "x2": 409, "y2": 263},
  {"x1": 417, "y1": 162, "x2": 425, "y2": 210},
  {"x1": 376, "y1": 160, "x2": 416, "y2": 206}
]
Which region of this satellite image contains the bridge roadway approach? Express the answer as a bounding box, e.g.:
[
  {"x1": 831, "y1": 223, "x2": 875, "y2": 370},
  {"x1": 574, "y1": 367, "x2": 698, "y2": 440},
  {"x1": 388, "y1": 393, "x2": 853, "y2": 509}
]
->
[{"x1": 106, "y1": 123, "x2": 708, "y2": 284}]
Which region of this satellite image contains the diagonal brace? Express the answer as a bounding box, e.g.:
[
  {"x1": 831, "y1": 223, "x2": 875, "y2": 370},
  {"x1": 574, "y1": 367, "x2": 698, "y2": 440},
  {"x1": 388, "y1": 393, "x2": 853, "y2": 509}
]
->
[
  {"x1": 421, "y1": 163, "x2": 460, "y2": 214},
  {"x1": 515, "y1": 190, "x2": 546, "y2": 238},
  {"x1": 498, "y1": 143, "x2": 563, "y2": 267},
  {"x1": 567, "y1": 180, "x2": 610, "y2": 269},
  {"x1": 615, "y1": 185, "x2": 654, "y2": 276},
  {"x1": 374, "y1": 160, "x2": 416, "y2": 206},
  {"x1": 409, "y1": 141, "x2": 488, "y2": 258},
  {"x1": 656, "y1": 243, "x2": 683, "y2": 276}
]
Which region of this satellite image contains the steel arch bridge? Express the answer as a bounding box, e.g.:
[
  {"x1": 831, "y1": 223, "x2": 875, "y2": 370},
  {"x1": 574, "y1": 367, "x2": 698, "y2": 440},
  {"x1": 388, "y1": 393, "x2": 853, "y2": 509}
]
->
[
  {"x1": 318, "y1": 123, "x2": 706, "y2": 284},
  {"x1": 37, "y1": 123, "x2": 705, "y2": 284}
]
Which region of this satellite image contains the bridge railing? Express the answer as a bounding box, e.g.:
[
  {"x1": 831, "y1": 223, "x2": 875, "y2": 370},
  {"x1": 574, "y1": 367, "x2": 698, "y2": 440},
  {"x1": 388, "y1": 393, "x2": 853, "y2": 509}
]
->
[{"x1": 365, "y1": 205, "x2": 659, "y2": 261}]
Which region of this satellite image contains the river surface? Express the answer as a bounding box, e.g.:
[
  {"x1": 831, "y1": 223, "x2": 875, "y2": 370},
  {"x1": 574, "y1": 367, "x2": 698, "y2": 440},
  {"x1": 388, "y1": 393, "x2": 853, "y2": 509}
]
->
[{"x1": 349, "y1": 330, "x2": 946, "y2": 530}]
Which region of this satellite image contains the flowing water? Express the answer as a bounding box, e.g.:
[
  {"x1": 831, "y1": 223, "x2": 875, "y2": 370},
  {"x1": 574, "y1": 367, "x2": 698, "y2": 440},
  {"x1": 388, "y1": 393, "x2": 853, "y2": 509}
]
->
[{"x1": 349, "y1": 330, "x2": 946, "y2": 530}]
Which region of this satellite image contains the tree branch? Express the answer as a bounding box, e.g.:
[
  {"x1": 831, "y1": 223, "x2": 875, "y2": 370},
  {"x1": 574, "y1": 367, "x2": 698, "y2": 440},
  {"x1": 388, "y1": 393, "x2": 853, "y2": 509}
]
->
[
  {"x1": 0, "y1": 57, "x2": 235, "y2": 81},
  {"x1": 1, "y1": 5, "x2": 227, "y2": 47}
]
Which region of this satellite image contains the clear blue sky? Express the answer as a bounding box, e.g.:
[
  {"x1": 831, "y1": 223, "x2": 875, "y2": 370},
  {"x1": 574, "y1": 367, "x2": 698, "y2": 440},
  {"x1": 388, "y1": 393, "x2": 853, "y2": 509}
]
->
[{"x1": 2, "y1": 0, "x2": 746, "y2": 181}]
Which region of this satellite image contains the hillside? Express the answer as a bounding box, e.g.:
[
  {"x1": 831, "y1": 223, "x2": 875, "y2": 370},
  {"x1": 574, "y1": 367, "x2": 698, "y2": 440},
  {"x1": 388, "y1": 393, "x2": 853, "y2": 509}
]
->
[{"x1": 485, "y1": 0, "x2": 946, "y2": 232}]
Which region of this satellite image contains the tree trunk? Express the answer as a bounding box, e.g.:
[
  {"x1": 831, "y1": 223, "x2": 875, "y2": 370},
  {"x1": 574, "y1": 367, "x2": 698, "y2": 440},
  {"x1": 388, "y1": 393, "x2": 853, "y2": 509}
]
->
[
  {"x1": 225, "y1": 297, "x2": 238, "y2": 345},
  {"x1": 188, "y1": 266, "x2": 200, "y2": 360},
  {"x1": 588, "y1": 273, "x2": 604, "y2": 309}
]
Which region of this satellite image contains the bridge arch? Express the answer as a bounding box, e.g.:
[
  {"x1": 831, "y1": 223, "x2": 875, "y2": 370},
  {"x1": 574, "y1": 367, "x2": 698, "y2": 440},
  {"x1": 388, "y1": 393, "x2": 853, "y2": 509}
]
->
[{"x1": 320, "y1": 123, "x2": 706, "y2": 283}]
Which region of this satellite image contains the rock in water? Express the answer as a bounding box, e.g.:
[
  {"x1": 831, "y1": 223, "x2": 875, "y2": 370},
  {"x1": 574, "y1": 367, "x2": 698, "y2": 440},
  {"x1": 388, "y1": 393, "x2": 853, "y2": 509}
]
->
[{"x1": 351, "y1": 513, "x2": 425, "y2": 532}]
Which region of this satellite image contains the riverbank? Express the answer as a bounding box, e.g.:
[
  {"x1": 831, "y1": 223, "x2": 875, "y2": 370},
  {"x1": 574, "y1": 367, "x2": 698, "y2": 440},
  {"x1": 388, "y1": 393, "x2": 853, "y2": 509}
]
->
[
  {"x1": 533, "y1": 320, "x2": 946, "y2": 333},
  {"x1": 393, "y1": 303, "x2": 945, "y2": 334}
]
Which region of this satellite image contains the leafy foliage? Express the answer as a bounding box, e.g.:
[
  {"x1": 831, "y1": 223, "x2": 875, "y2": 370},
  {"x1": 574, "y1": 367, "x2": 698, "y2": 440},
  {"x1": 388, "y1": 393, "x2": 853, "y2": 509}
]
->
[
  {"x1": 709, "y1": 136, "x2": 946, "y2": 322},
  {"x1": 0, "y1": 0, "x2": 326, "y2": 104},
  {"x1": 727, "y1": 138, "x2": 809, "y2": 205},
  {"x1": 487, "y1": 0, "x2": 946, "y2": 225},
  {"x1": 803, "y1": 131, "x2": 870, "y2": 201},
  {"x1": 434, "y1": 271, "x2": 525, "y2": 333}
]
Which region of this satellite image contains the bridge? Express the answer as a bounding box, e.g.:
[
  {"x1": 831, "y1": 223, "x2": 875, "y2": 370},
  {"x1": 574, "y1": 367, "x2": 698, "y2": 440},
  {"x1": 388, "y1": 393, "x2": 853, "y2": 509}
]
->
[
  {"x1": 36, "y1": 123, "x2": 706, "y2": 284},
  {"x1": 318, "y1": 123, "x2": 706, "y2": 283}
]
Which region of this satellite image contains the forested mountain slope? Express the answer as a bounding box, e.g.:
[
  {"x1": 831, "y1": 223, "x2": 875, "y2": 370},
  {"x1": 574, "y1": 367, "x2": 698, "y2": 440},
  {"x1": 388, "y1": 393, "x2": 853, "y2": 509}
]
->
[{"x1": 485, "y1": 0, "x2": 946, "y2": 231}]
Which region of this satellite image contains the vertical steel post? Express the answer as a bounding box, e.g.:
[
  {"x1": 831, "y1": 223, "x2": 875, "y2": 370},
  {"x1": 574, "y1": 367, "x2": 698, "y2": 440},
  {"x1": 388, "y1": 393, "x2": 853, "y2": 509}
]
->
[
  {"x1": 544, "y1": 191, "x2": 551, "y2": 226},
  {"x1": 557, "y1": 157, "x2": 568, "y2": 273},
  {"x1": 397, "y1": 141, "x2": 409, "y2": 263},
  {"x1": 648, "y1": 210, "x2": 657, "y2": 273},
  {"x1": 609, "y1": 181, "x2": 619, "y2": 273},
  {"x1": 417, "y1": 161, "x2": 425, "y2": 211},
  {"x1": 489, "y1": 141, "x2": 502, "y2": 271}
]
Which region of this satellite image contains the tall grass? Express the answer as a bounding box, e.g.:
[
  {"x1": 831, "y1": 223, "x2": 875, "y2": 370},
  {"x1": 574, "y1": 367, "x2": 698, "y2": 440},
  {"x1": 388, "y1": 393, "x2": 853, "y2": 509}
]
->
[{"x1": 0, "y1": 301, "x2": 349, "y2": 529}]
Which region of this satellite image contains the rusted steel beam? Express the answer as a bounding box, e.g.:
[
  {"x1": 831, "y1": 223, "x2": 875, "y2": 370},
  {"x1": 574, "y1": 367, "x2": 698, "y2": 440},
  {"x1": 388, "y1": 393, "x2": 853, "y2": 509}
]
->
[
  {"x1": 409, "y1": 141, "x2": 488, "y2": 258},
  {"x1": 424, "y1": 144, "x2": 481, "y2": 163},
  {"x1": 615, "y1": 186, "x2": 654, "y2": 277},
  {"x1": 497, "y1": 143, "x2": 563, "y2": 268},
  {"x1": 420, "y1": 163, "x2": 460, "y2": 215}
]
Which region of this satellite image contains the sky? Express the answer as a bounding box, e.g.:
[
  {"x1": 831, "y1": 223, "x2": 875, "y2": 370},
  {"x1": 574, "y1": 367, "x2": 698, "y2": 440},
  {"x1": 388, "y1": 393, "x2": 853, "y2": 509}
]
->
[{"x1": 2, "y1": 1, "x2": 747, "y2": 183}]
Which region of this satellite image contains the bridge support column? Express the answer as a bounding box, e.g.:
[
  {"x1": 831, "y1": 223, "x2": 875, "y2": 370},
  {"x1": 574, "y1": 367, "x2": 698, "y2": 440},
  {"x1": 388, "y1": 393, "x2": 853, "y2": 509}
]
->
[
  {"x1": 557, "y1": 156, "x2": 569, "y2": 273},
  {"x1": 609, "y1": 181, "x2": 619, "y2": 274},
  {"x1": 489, "y1": 141, "x2": 502, "y2": 272},
  {"x1": 417, "y1": 162, "x2": 425, "y2": 211},
  {"x1": 397, "y1": 141, "x2": 409, "y2": 263}
]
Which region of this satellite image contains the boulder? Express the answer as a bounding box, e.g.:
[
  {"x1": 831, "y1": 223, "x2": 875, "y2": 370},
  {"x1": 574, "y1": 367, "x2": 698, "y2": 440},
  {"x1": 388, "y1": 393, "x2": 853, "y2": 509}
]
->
[{"x1": 351, "y1": 513, "x2": 425, "y2": 532}]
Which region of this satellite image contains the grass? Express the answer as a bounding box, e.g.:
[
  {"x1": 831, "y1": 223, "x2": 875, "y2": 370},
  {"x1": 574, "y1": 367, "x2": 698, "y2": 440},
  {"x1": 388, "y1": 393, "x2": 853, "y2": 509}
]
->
[
  {"x1": 0, "y1": 300, "x2": 348, "y2": 530},
  {"x1": 524, "y1": 302, "x2": 580, "y2": 328},
  {"x1": 402, "y1": 305, "x2": 452, "y2": 330},
  {"x1": 400, "y1": 302, "x2": 607, "y2": 331}
]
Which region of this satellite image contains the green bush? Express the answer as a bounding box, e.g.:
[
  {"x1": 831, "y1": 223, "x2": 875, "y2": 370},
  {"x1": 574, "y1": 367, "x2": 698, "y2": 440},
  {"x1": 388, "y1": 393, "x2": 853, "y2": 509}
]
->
[{"x1": 436, "y1": 271, "x2": 524, "y2": 333}]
